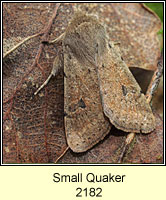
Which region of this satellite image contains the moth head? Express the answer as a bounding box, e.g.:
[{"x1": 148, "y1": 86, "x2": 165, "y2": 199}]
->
[{"x1": 64, "y1": 12, "x2": 107, "y2": 65}]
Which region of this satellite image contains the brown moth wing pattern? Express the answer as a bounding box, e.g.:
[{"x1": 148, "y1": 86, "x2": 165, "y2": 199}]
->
[
  {"x1": 63, "y1": 13, "x2": 111, "y2": 152},
  {"x1": 98, "y1": 42, "x2": 156, "y2": 133},
  {"x1": 63, "y1": 48, "x2": 111, "y2": 152}
]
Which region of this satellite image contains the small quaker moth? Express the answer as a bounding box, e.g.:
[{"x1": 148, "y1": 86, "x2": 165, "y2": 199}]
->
[{"x1": 35, "y1": 12, "x2": 156, "y2": 153}]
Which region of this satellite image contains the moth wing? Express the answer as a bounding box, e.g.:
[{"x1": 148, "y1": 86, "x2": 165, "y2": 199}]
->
[
  {"x1": 97, "y1": 42, "x2": 155, "y2": 133},
  {"x1": 64, "y1": 46, "x2": 111, "y2": 153}
]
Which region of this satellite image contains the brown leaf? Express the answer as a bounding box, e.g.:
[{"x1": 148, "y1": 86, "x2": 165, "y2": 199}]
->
[
  {"x1": 3, "y1": 3, "x2": 69, "y2": 163},
  {"x1": 3, "y1": 3, "x2": 163, "y2": 163}
]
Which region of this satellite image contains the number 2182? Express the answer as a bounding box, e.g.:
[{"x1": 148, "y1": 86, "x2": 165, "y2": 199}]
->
[{"x1": 76, "y1": 187, "x2": 102, "y2": 197}]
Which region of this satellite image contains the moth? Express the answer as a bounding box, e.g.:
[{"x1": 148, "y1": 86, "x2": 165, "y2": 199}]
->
[{"x1": 35, "y1": 12, "x2": 156, "y2": 152}]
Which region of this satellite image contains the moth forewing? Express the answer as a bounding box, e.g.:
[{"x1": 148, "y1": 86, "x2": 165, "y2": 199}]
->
[
  {"x1": 62, "y1": 12, "x2": 113, "y2": 152},
  {"x1": 97, "y1": 40, "x2": 156, "y2": 133},
  {"x1": 63, "y1": 44, "x2": 111, "y2": 152}
]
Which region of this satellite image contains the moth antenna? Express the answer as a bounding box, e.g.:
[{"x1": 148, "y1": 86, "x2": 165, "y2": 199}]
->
[
  {"x1": 34, "y1": 73, "x2": 53, "y2": 95},
  {"x1": 34, "y1": 55, "x2": 62, "y2": 95},
  {"x1": 49, "y1": 33, "x2": 65, "y2": 44}
]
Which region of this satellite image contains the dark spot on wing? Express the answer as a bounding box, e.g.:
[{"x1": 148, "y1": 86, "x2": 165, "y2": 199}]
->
[
  {"x1": 68, "y1": 98, "x2": 86, "y2": 113},
  {"x1": 63, "y1": 71, "x2": 68, "y2": 78},
  {"x1": 95, "y1": 43, "x2": 99, "y2": 54},
  {"x1": 78, "y1": 98, "x2": 86, "y2": 109},
  {"x1": 108, "y1": 43, "x2": 112, "y2": 48},
  {"x1": 64, "y1": 112, "x2": 68, "y2": 117},
  {"x1": 64, "y1": 111, "x2": 72, "y2": 118},
  {"x1": 68, "y1": 54, "x2": 72, "y2": 59},
  {"x1": 122, "y1": 85, "x2": 127, "y2": 96}
]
